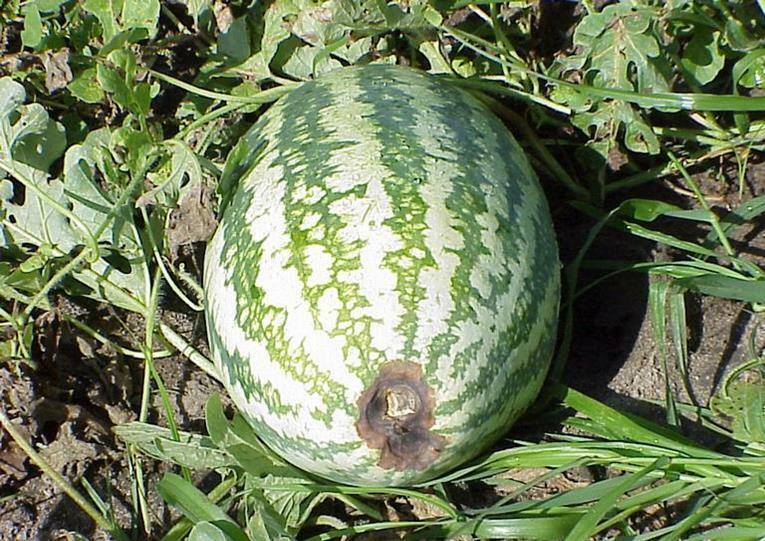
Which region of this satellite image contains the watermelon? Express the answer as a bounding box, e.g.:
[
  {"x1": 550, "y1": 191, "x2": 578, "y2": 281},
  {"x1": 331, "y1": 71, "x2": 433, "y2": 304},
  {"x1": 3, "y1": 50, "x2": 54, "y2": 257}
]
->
[{"x1": 204, "y1": 64, "x2": 560, "y2": 486}]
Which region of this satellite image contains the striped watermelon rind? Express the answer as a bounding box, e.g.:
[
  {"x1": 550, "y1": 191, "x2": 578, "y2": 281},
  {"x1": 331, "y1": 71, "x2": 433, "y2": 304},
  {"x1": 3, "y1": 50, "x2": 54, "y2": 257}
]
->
[{"x1": 204, "y1": 64, "x2": 560, "y2": 486}]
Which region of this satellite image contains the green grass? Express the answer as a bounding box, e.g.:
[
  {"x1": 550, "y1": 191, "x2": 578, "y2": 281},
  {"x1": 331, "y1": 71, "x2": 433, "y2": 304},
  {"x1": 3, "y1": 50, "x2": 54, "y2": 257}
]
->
[{"x1": 1, "y1": 0, "x2": 764, "y2": 539}]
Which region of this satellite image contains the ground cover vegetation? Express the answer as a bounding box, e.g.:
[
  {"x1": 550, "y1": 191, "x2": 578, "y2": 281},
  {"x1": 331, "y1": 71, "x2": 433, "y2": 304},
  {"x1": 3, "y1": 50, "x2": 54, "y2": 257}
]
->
[{"x1": 0, "y1": 0, "x2": 764, "y2": 539}]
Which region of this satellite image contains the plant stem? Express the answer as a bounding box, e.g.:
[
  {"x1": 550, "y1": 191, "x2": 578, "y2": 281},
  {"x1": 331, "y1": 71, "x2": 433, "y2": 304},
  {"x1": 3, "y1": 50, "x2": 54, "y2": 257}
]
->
[
  {"x1": 22, "y1": 247, "x2": 89, "y2": 319},
  {"x1": 141, "y1": 267, "x2": 192, "y2": 482},
  {"x1": 454, "y1": 76, "x2": 572, "y2": 114},
  {"x1": 666, "y1": 151, "x2": 735, "y2": 260},
  {"x1": 176, "y1": 102, "x2": 249, "y2": 140},
  {"x1": 475, "y1": 92, "x2": 588, "y2": 199},
  {"x1": 140, "y1": 207, "x2": 203, "y2": 312},
  {"x1": 149, "y1": 70, "x2": 298, "y2": 104},
  {"x1": 158, "y1": 322, "x2": 220, "y2": 382},
  {"x1": 604, "y1": 150, "x2": 728, "y2": 193},
  {"x1": 442, "y1": 26, "x2": 765, "y2": 111},
  {"x1": 62, "y1": 314, "x2": 172, "y2": 359}
]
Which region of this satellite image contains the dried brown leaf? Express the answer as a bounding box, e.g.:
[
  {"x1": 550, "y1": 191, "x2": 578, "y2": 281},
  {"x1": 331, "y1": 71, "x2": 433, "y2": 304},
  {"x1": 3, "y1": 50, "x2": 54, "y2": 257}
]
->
[{"x1": 41, "y1": 50, "x2": 73, "y2": 93}]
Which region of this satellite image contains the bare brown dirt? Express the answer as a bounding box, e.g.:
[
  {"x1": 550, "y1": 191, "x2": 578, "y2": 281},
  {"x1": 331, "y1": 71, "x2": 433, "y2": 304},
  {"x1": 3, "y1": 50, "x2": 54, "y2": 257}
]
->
[
  {"x1": 0, "y1": 308, "x2": 221, "y2": 540},
  {"x1": 564, "y1": 159, "x2": 765, "y2": 418}
]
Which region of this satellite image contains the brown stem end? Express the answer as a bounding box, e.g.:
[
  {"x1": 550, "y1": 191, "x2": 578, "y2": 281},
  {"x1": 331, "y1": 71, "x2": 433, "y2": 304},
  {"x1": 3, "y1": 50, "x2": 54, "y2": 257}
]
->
[{"x1": 356, "y1": 361, "x2": 446, "y2": 471}]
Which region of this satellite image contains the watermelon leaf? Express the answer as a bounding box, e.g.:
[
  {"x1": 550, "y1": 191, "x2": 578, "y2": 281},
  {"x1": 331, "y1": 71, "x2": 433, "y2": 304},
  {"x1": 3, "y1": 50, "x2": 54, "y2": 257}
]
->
[
  {"x1": 219, "y1": 0, "x2": 427, "y2": 82},
  {"x1": 0, "y1": 78, "x2": 149, "y2": 314},
  {"x1": 733, "y1": 49, "x2": 765, "y2": 89},
  {"x1": 681, "y1": 28, "x2": 725, "y2": 86},
  {"x1": 113, "y1": 422, "x2": 233, "y2": 469},
  {"x1": 555, "y1": 3, "x2": 668, "y2": 160},
  {"x1": 82, "y1": 0, "x2": 159, "y2": 43},
  {"x1": 711, "y1": 376, "x2": 765, "y2": 444},
  {"x1": 60, "y1": 128, "x2": 150, "y2": 313}
]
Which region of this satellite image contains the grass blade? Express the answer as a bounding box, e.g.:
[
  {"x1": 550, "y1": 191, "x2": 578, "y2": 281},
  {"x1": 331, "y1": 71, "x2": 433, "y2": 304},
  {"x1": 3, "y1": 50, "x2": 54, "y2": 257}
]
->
[
  {"x1": 676, "y1": 275, "x2": 765, "y2": 304},
  {"x1": 157, "y1": 473, "x2": 249, "y2": 541},
  {"x1": 685, "y1": 526, "x2": 765, "y2": 541},
  {"x1": 563, "y1": 458, "x2": 670, "y2": 540},
  {"x1": 471, "y1": 515, "x2": 584, "y2": 540},
  {"x1": 706, "y1": 194, "x2": 765, "y2": 245},
  {"x1": 560, "y1": 386, "x2": 720, "y2": 458},
  {"x1": 441, "y1": 28, "x2": 765, "y2": 112},
  {"x1": 668, "y1": 289, "x2": 695, "y2": 405},
  {"x1": 649, "y1": 278, "x2": 680, "y2": 426}
]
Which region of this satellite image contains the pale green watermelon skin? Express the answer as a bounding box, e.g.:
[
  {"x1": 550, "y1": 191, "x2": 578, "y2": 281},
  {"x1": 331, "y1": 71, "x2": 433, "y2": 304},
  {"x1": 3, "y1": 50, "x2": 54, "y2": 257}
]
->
[{"x1": 204, "y1": 64, "x2": 560, "y2": 486}]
